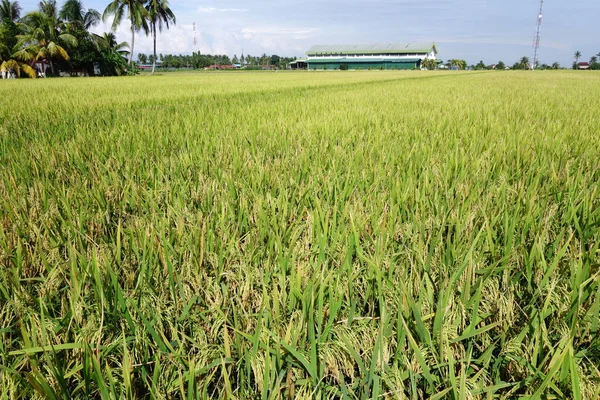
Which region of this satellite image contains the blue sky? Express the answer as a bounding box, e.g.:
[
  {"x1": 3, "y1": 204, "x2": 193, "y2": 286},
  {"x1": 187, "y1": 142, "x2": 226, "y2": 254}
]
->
[{"x1": 19, "y1": 0, "x2": 600, "y2": 65}]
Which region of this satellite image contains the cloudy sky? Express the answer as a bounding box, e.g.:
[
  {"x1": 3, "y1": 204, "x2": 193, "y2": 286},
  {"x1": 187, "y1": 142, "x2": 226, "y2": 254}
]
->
[{"x1": 19, "y1": 0, "x2": 600, "y2": 65}]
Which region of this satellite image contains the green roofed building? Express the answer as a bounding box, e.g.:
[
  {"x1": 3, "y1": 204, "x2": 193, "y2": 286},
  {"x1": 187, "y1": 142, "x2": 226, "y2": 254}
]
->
[{"x1": 304, "y1": 42, "x2": 438, "y2": 70}]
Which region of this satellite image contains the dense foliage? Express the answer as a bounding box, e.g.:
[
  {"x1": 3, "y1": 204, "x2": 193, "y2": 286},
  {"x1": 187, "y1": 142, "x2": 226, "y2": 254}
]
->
[
  {"x1": 140, "y1": 52, "x2": 297, "y2": 70},
  {"x1": 0, "y1": 0, "x2": 176, "y2": 77},
  {"x1": 1, "y1": 71, "x2": 599, "y2": 398},
  {"x1": 0, "y1": 0, "x2": 131, "y2": 77}
]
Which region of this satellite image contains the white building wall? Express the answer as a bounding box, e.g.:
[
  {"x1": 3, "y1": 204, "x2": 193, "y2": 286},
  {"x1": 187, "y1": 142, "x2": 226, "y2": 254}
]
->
[{"x1": 307, "y1": 53, "x2": 428, "y2": 61}]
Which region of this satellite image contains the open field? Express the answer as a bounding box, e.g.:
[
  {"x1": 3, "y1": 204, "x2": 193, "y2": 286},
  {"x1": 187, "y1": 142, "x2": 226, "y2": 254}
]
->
[{"x1": 1, "y1": 71, "x2": 600, "y2": 398}]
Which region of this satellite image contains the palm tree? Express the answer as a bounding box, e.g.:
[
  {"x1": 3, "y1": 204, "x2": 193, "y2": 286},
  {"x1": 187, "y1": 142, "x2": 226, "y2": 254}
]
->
[
  {"x1": 145, "y1": 0, "x2": 175, "y2": 74},
  {"x1": 103, "y1": 0, "x2": 148, "y2": 66},
  {"x1": 519, "y1": 56, "x2": 530, "y2": 69},
  {"x1": 590, "y1": 56, "x2": 598, "y2": 65},
  {"x1": 0, "y1": 0, "x2": 33, "y2": 78},
  {"x1": 0, "y1": 0, "x2": 21, "y2": 21},
  {"x1": 94, "y1": 31, "x2": 129, "y2": 61},
  {"x1": 1, "y1": 58, "x2": 36, "y2": 78},
  {"x1": 551, "y1": 62, "x2": 560, "y2": 70},
  {"x1": 37, "y1": 0, "x2": 58, "y2": 19},
  {"x1": 92, "y1": 31, "x2": 128, "y2": 75},
  {"x1": 59, "y1": 0, "x2": 100, "y2": 30},
  {"x1": 574, "y1": 51, "x2": 581, "y2": 63},
  {"x1": 96, "y1": 31, "x2": 128, "y2": 55},
  {"x1": 15, "y1": 9, "x2": 77, "y2": 75}
]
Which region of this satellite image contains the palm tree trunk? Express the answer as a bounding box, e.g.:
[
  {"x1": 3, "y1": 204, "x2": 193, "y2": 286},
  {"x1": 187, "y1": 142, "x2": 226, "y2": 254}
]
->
[
  {"x1": 129, "y1": 23, "x2": 135, "y2": 66},
  {"x1": 152, "y1": 22, "x2": 156, "y2": 75}
]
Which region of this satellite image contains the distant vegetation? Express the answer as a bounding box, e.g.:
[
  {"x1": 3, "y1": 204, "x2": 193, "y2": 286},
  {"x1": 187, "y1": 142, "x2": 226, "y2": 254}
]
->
[
  {"x1": 572, "y1": 50, "x2": 600, "y2": 70},
  {"x1": 138, "y1": 52, "x2": 298, "y2": 70},
  {"x1": 0, "y1": 0, "x2": 175, "y2": 78}
]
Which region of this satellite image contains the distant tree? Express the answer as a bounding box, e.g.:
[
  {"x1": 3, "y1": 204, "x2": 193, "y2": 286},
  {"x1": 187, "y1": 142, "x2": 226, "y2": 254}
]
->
[
  {"x1": 496, "y1": 61, "x2": 505, "y2": 70},
  {"x1": 270, "y1": 54, "x2": 280, "y2": 65},
  {"x1": 574, "y1": 51, "x2": 582, "y2": 64},
  {"x1": 103, "y1": 0, "x2": 148, "y2": 66},
  {"x1": 240, "y1": 53, "x2": 244, "y2": 65},
  {"x1": 1, "y1": 8, "x2": 35, "y2": 78},
  {"x1": 95, "y1": 31, "x2": 128, "y2": 75},
  {"x1": 232, "y1": 54, "x2": 238, "y2": 64},
  {"x1": 145, "y1": 0, "x2": 175, "y2": 74},
  {"x1": 475, "y1": 60, "x2": 485, "y2": 70},
  {"x1": 551, "y1": 62, "x2": 560, "y2": 69},
  {"x1": 0, "y1": 2, "x2": 20, "y2": 52},
  {"x1": 518, "y1": 56, "x2": 530, "y2": 69},
  {"x1": 15, "y1": 7, "x2": 78, "y2": 75},
  {"x1": 60, "y1": 0, "x2": 100, "y2": 29},
  {"x1": 1, "y1": 58, "x2": 36, "y2": 77},
  {"x1": 0, "y1": 0, "x2": 21, "y2": 21},
  {"x1": 590, "y1": 56, "x2": 598, "y2": 64},
  {"x1": 421, "y1": 58, "x2": 437, "y2": 70},
  {"x1": 449, "y1": 59, "x2": 467, "y2": 70},
  {"x1": 137, "y1": 53, "x2": 147, "y2": 63}
]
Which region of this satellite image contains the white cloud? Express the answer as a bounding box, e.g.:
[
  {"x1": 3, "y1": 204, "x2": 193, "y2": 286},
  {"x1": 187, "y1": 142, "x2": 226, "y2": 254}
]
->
[
  {"x1": 198, "y1": 7, "x2": 248, "y2": 13},
  {"x1": 92, "y1": 18, "x2": 318, "y2": 58}
]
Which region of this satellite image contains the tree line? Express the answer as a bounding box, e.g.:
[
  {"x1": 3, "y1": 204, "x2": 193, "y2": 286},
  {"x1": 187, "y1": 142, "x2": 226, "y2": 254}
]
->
[
  {"x1": 573, "y1": 51, "x2": 600, "y2": 70},
  {"x1": 136, "y1": 52, "x2": 297, "y2": 70},
  {"x1": 0, "y1": 0, "x2": 175, "y2": 78},
  {"x1": 427, "y1": 54, "x2": 600, "y2": 71}
]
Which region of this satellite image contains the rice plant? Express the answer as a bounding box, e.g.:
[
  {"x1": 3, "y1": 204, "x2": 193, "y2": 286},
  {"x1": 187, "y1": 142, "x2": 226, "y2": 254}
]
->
[{"x1": 1, "y1": 70, "x2": 599, "y2": 399}]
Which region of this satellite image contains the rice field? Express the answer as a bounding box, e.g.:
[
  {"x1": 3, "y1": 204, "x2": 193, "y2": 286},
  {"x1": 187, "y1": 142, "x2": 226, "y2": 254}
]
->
[{"x1": 1, "y1": 70, "x2": 599, "y2": 399}]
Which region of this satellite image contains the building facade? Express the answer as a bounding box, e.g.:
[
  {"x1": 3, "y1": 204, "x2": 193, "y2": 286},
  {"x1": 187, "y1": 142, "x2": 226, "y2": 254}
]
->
[{"x1": 303, "y1": 42, "x2": 438, "y2": 70}]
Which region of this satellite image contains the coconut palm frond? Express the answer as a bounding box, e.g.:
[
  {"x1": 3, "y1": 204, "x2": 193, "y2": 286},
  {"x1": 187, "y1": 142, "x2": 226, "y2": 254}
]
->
[
  {"x1": 102, "y1": 0, "x2": 121, "y2": 25},
  {"x1": 147, "y1": 0, "x2": 175, "y2": 32},
  {"x1": 0, "y1": 0, "x2": 21, "y2": 21},
  {"x1": 131, "y1": 4, "x2": 149, "y2": 34},
  {"x1": 37, "y1": 0, "x2": 57, "y2": 18},
  {"x1": 1, "y1": 58, "x2": 36, "y2": 78},
  {"x1": 19, "y1": 62, "x2": 36, "y2": 78},
  {"x1": 58, "y1": 32, "x2": 77, "y2": 47},
  {"x1": 83, "y1": 8, "x2": 101, "y2": 29},
  {"x1": 11, "y1": 46, "x2": 35, "y2": 62},
  {"x1": 1, "y1": 59, "x2": 16, "y2": 71},
  {"x1": 60, "y1": 0, "x2": 101, "y2": 30},
  {"x1": 0, "y1": 42, "x2": 9, "y2": 61},
  {"x1": 111, "y1": 4, "x2": 125, "y2": 32},
  {"x1": 47, "y1": 41, "x2": 69, "y2": 61},
  {"x1": 59, "y1": 0, "x2": 83, "y2": 21}
]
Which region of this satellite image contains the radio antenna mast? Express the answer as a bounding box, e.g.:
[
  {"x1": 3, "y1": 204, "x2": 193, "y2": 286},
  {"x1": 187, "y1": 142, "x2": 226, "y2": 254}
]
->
[
  {"x1": 531, "y1": 0, "x2": 544, "y2": 70},
  {"x1": 192, "y1": 22, "x2": 198, "y2": 54}
]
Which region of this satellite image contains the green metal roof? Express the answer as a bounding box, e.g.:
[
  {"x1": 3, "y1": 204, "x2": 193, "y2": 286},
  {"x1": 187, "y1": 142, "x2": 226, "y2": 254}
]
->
[
  {"x1": 308, "y1": 58, "x2": 421, "y2": 63},
  {"x1": 306, "y1": 42, "x2": 437, "y2": 56}
]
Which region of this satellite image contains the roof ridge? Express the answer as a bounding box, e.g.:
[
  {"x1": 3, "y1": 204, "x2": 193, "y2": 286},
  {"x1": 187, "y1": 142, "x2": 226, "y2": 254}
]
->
[{"x1": 305, "y1": 42, "x2": 437, "y2": 55}]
